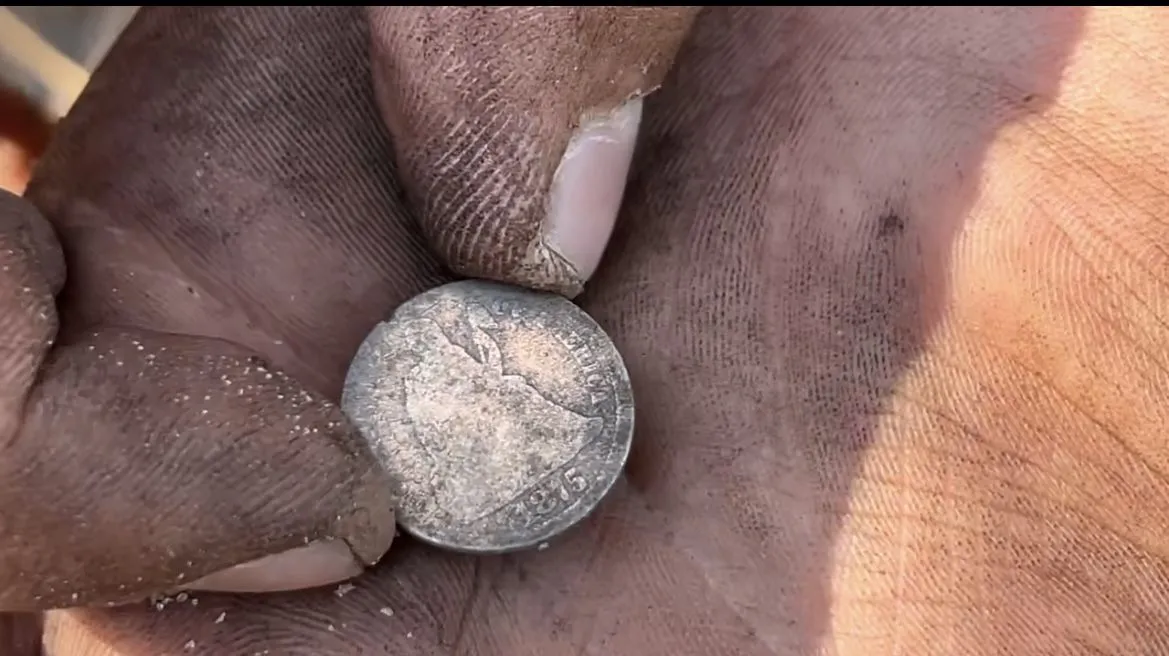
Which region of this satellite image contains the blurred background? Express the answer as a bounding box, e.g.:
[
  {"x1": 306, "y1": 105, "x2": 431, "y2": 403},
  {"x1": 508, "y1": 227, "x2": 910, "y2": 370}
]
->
[{"x1": 0, "y1": 6, "x2": 138, "y2": 193}]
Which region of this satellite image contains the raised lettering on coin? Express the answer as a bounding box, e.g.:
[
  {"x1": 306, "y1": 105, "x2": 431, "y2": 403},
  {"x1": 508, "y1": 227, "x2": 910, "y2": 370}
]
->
[{"x1": 341, "y1": 280, "x2": 635, "y2": 553}]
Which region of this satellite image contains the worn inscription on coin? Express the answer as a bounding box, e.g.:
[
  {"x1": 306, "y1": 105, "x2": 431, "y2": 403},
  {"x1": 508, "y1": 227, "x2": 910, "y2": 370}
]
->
[{"x1": 341, "y1": 280, "x2": 635, "y2": 553}]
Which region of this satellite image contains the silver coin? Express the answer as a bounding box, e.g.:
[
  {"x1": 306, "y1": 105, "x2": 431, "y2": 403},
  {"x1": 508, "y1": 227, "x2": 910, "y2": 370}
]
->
[{"x1": 341, "y1": 280, "x2": 635, "y2": 553}]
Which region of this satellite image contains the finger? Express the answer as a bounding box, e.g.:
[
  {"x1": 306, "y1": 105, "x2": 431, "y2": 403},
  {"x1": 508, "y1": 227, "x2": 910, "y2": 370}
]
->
[
  {"x1": 0, "y1": 188, "x2": 63, "y2": 448},
  {"x1": 16, "y1": 5, "x2": 451, "y2": 606},
  {"x1": 0, "y1": 83, "x2": 53, "y2": 194},
  {"x1": 0, "y1": 192, "x2": 396, "y2": 611},
  {"x1": 368, "y1": 6, "x2": 699, "y2": 297},
  {"x1": 4, "y1": 324, "x2": 397, "y2": 610}
]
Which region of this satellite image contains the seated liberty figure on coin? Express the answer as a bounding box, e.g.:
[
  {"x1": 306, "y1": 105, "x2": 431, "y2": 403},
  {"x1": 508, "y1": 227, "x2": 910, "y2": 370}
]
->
[{"x1": 401, "y1": 296, "x2": 606, "y2": 515}]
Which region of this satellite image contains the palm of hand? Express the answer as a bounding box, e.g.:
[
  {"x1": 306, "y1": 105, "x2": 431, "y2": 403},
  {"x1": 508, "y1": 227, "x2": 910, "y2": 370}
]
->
[{"x1": 7, "y1": 6, "x2": 1169, "y2": 655}]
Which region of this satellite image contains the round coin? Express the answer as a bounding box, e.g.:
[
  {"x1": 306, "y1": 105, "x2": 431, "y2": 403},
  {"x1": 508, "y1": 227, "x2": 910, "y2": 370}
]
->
[{"x1": 341, "y1": 279, "x2": 635, "y2": 553}]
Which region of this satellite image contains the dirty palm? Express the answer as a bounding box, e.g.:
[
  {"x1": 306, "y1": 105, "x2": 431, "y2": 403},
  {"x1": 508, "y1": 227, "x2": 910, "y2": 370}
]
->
[{"x1": 3, "y1": 5, "x2": 1167, "y2": 656}]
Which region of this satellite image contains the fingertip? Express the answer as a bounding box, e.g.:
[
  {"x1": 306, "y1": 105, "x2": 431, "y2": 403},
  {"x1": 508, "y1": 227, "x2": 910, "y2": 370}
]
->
[
  {"x1": 184, "y1": 539, "x2": 369, "y2": 594},
  {"x1": 541, "y1": 97, "x2": 643, "y2": 296},
  {"x1": 0, "y1": 83, "x2": 53, "y2": 196},
  {"x1": 369, "y1": 7, "x2": 695, "y2": 298},
  {"x1": 1, "y1": 329, "x2": 397, "y2": 609}
]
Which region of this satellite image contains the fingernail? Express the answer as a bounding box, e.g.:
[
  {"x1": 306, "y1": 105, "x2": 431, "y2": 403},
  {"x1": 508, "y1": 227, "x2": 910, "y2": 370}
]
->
[
  {"x1": 184, "y1": 539, "x2": 363, "y2": 593},
  {"x1": 544, "y1": 97, "x2": 643, "y2": 293}
]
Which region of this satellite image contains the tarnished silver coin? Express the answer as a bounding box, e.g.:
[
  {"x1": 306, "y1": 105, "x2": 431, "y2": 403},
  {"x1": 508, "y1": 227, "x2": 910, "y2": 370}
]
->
[{"x1": 341, "y1": 280, "x2": 634, "y2": 554}]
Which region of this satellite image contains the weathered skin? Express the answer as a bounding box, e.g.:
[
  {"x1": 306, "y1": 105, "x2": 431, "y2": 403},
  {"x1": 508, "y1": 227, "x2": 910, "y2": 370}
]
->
[{"x1": 2, "y1": 5, "x2": 1168, "y2": 655}]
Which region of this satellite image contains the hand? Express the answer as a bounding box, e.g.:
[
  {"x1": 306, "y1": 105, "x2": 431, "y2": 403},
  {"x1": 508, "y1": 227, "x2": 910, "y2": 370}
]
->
[
  {"x1": 11, "y1": 6, "x2": 1169, "y2": 655},
  {"x1": 2, "y1": 3, "x2": 693, "y2": 609}
]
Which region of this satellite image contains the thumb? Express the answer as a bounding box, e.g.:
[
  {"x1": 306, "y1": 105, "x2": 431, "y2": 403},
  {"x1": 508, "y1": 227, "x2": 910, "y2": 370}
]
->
[
  {"x1": 368, "y1": 6, "x2": 699, "y2": 297},
  {"x1": 0, "y1": 191, "x2": 395, "y2": 611}
]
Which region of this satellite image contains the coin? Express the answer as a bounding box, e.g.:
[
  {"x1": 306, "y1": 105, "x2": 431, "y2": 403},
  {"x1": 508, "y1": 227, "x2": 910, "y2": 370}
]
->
[{"x1": 341, "y1": 280, "x2": 635, "y2": 554}]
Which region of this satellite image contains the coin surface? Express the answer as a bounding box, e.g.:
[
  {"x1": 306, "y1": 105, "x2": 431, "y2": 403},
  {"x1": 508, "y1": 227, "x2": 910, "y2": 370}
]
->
[{"x1": 341, "y1": 280, "x2": 635, "y2": 553}]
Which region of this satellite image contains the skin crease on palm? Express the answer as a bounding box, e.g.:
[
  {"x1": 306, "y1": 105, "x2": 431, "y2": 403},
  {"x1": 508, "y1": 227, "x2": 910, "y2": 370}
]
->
[{"x1": 0, "y1": 4, "x2": 1167, "y2": 654}]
